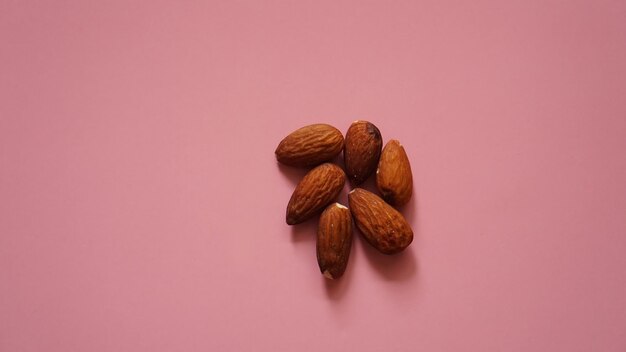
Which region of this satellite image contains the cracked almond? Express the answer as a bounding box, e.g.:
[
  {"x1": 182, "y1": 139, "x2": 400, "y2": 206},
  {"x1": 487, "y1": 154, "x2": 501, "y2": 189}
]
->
[{"x1": 317, "y1": 203, "x2": 353, "y2": 279}]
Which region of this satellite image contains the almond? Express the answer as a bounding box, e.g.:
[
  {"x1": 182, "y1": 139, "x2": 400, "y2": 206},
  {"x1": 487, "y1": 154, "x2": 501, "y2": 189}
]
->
[
  {"x1": 376, "y1": 140, "x2": 413, "y2": 206},
  {"x1": 275, "y1": 124, "x2": 344, "y2": 167},
  {"x1": 317, "y1": 203, "x2": 353, "y2": 279},
  {"x1": 286, "y1": 163, "x2": 346, "y2": 225},
  {"x1": 344, "y1": 120, "x2": 383, "y2": 185},
  {"x1": 348, "y1": 188, "x2": 413, "y2": 254}
]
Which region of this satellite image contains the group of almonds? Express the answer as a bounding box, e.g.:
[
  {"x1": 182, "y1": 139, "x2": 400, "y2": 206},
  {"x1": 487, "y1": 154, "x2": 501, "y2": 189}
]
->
[{"x1": 276, "y1": 121, "x2": 414, "y2": 280}]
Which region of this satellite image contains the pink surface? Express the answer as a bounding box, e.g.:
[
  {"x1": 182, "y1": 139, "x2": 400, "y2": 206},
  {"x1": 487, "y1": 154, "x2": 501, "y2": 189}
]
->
[{"x1": 2, "y1": 1, "x2": 626, "y2": 351}]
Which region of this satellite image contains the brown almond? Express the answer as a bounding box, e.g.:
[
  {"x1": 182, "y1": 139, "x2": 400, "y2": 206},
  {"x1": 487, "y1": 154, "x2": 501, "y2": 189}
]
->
[
  {"x1": 376, "y1": 140, "x2": 413, "y2": 206},
  {"x1": 275, "y1": 124, "x2": 344, "y2": 167},
  {"x1": 344, "y1": 120, "x2": 382, "y2": 185},
  {"x1": 317, "y1": 203, "x2": 353, "y2": 279},
  {"x1": 286, "y1": 163, "x2": 346, "y2": 225},
  {"x1": 348, "y1": 188, "x2": 413, "y2": 254}
]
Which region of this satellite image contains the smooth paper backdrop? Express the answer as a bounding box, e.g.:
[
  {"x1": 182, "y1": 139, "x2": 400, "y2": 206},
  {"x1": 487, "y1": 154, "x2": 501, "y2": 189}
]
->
[{"x1": 1, "y1": 1, "x2": 626, "y2": 351}]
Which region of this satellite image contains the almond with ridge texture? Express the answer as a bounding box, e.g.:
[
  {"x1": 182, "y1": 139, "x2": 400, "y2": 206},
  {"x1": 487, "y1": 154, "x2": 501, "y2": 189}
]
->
[
  {"x1": 344, "y1": 120, "x2": 382, "y2": 185},
  {"x1": 275, "y1": 124, "x2": 344, "y2": 167},
  {"x1": 286, "y1": 163, "x2": 346, "y2": 225},
  {"x1": 348, "y1": 188, "x2": 413, "y2": 254},
  {"x1": 376, "y1": 139, "x2": 413, "y2": 206},
  {"x1": 317, "y1": 203, "x2": 353, "y2": 279}
]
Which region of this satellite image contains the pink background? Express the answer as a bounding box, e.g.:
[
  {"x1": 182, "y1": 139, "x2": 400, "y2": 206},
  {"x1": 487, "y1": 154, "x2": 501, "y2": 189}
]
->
[{"x1": 2, "y1": 0, "x2": 626, "y2": 351}]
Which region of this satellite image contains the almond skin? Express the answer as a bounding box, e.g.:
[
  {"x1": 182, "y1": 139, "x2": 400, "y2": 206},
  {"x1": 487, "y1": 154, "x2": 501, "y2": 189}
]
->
[
  {"x1": 344, "y1": 120, "x2": 383, "y2": 185},
  {"x1": 275, "y1": 124, "x2": 344, "y2": 167},
  {"x1": 376, "y1": 139, "x2": 413, "y2": 206},
  {"x1": 317, "y1": 203, "x2": 353, "y2": 279},
  {"x1": 348, "y1": 188, "x2": 413, "y2": 254},
  {"x1": 286, "y1": 163, "x2": 346, "y2": 225}
]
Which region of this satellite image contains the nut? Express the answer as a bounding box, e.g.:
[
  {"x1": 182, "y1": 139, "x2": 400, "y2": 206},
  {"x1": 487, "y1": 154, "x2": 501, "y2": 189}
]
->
[
  {"x1": 275, "y1": 124, "x2": 344, "y2": 167},
  {"x1": 286, "y1": 163, "x2": 346, "y2": 225},
  {"x1": 317, "y1": 203, "x2": 353, "y2": 279},
  {"x1": 348, "y1": 188, "x2": 413, "y2": 254},
  {"x1": 376, "y1": 139, "x2": 413, "y2": 206},
  {"x1": 344, "y1": 120, "x2": 383, "y2": 185}
]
